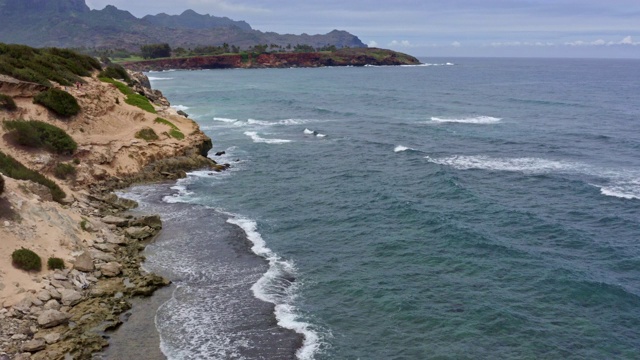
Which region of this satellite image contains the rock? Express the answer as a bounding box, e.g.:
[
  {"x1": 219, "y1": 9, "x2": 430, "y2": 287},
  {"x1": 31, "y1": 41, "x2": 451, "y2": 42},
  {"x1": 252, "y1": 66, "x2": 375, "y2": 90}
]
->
[
  {"x1": 101, "y1": 215, "x2": 129, "y2": 227},
  {"x1": 106, "y1": 234, "x2": 127, "y2": 245},
  {"x1": 36, "y1": 290, "x2": 51, "y2": 302},
  {"x1": 100, "y1": 262, "x2": 122, "y2": 277},
  {"x1": 60, "y1": 289, "x2": 83, "y2": 306},
  {"x1": 93, "y1": 243, "x2": 117, "y2": 253},
  {"x1": 12, "y1": 334, "x2": 27, "y2": 340},
  {"x1": 215, "y1": 151, "x2": 226, "y2": 156},
  {"x1": 124, "y1": 226, "x2": 154, "y2": 240},
  {"x1": 73, "y1": 252, "x2": 94, "y2": 272},
  {"x1": 37, "y1": 310, "x2": 70, "y2": 328},
  {"x1": 14, "y1": 353, "x2": 32, "y2": 360},
  {"x1": 46, "y1": 287, "x2": 61, "y2": 300},
  {"x1": 43, "y1": 299, "x2": 61, "y2": 311},
  {"x1": 52, "y1": 273, "x2": 67, "y2": 281},
  {"x1": 43, "y1": 332, "x2": 61, "y2": 344},
  {"x1": 88, "y1": 249, "x2": 116, "y2": 263},
  {"x1": 129, "y1": 215, "x2": 162, "y2": 230},
  {"x1": 22, "y1": 339, "x2": 46, "y2": 353}
]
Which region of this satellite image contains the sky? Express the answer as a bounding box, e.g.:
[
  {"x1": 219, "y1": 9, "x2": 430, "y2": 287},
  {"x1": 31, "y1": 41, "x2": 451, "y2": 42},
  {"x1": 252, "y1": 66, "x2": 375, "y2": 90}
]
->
[{"x1": 85, "y1": 0, "x2": 640, "y2": 58}]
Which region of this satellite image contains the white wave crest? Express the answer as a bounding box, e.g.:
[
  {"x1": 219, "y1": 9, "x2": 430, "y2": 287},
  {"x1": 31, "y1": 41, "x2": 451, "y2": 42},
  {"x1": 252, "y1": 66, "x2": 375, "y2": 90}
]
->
[
  {"x1": 171, "y1": 105, "x2": 189, "y2": 111},
  {"x1": 227, "y1": 217, "x2": 322, "y2": 360},
  {"x1": 427, "y1": 154, "x2": 640, "y2": 200},
  {"x1": 147, "y1": 76, "x2": 174, "y2": 81},
  {"x1": 394, "y1": 145, "x2": 414, "y2": 153},
  {"x1": 248, "y1": 118, "x2": 312, "y2": 126},
  {"x1": 316, "y1": 133, "x2": 327, "y2": 138},
  {"x1": 244, "y1": 131, "x2": 292, "y2": 144},
  {"x1": 303, "y1": 128, "x2": 315, "y2": 135},
  {"x1": 213, "y1": 117, "x2": 238, "y2": 123},
  {"x1": 430, "y1": 116, "x2": 502, "y2": 124}
]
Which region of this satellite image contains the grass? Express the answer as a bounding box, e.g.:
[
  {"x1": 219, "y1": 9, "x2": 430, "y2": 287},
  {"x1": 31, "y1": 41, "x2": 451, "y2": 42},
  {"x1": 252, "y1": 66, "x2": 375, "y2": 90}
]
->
[
  {"x1": 154, "y1": 117, "x2": 184, "y2": 140},
  {"x1": 53, "y1": 162, "x2": 76, "y2": 180},
  {"x1": 0, "y1": 150, "x2": 66, "y2": 203},
  {"x1": 0, "y1": 43, "x2": 101, "y2": 87},
  {"x1": 33, "y1": 88, "x2": 80, "y2": 117},
  {"x1": 135, "y1": 127, "x2": 159, "y2": 141},
  {"x1": 3, "y1": 120, "x2": 77, "y2": 155},
  {"x1": 100, "y1": 77, "x2": 156, "y2": 113},
  {"x1": 47, "y1": 257, "x2": 65, "y2": 270},
  {"x1": 0, "y1": 93, "x2": 17, "y2": 111},
  {"x1": 12, "y1": 248, "x2": 42, "y2": 271}
]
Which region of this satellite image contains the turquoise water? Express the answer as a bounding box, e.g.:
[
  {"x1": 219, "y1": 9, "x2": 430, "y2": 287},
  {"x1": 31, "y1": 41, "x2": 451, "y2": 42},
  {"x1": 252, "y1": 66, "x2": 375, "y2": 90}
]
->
[{"x1": 141, "y1": 58, "x2": 640, "y2": 359}]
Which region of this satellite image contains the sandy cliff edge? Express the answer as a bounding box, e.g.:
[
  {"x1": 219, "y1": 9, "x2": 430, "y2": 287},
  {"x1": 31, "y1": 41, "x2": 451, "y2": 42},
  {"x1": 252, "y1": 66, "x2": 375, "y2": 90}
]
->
[{"x1": 0, "y1": 70, "x2": 221, "y2": 359}]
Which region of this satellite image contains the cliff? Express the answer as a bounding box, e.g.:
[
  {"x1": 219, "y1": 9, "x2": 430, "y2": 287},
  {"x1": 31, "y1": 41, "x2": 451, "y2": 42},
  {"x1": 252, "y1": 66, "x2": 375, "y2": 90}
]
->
[
  {"x1": 0, "y1": 57, "x2": 222, "y2": 358},
  {"x1": 122, "y1": 48, "x2": 421, "y2": 72}
]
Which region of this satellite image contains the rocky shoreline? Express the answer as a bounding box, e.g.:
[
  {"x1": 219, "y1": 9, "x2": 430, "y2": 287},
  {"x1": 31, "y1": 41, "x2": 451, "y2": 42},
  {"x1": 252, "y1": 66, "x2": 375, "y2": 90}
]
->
[{"x1": 0, "y1": 69, "x2": 229, "y2": 359}]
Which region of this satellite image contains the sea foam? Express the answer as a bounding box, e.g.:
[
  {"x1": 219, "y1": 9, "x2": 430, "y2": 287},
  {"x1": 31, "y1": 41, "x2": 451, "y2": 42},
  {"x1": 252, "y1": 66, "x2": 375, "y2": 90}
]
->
[
  {"x1": 227, "y1": 217, "x2": 323, "y2": 360},
  {"x1": 430, "y1": 116, "x2": 502, "y2": 124},
  {"x1": 171, "y1": 105, "x2": 189, "y2": 111},
  {"x1": 244, "y1": 131, "x2": 292, "y2": 144},
  {"x1": 394, "y1": 145, "x2": 414, "y2": 153}
]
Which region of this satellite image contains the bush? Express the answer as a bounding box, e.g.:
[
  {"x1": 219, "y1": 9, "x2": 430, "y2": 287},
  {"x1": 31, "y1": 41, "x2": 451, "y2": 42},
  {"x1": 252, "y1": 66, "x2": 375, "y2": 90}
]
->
[
  {"x1": 33, "y1": 88, "x2": 80, "y2": 117},
  {"x1": 0, "y1": 93, "x2": 17, "y2": 111},
  {"x1": 0, "y1": 174, "x2": 4, "y2": 195},
  {"x1": 47, "y1": 257, "x2": 65, "y2": 270},
  {"x1": 4, "y1": 120, "x2": 77, "y2": 154},
  {"x1": 0, "y1": 150, "x2": 66, "y2": 203},
  {"x1": 125, "y1": 93, "x2": 155, "y2": 113},
  {"x1": 154, "y1": 117, "x2": 184, "y2": 140},
  {"x1": 12, "y1": 248, "x2": 42, "y2": 271},
  {"x1": 98, "y1": 64, "x2": 131, "y2": 82},
  {"x1": 53, "y1": 162, "x2": 76, "y2": 179},
  {"x1": 135, "y1": 127, "x2": 159, "y2": 141}
]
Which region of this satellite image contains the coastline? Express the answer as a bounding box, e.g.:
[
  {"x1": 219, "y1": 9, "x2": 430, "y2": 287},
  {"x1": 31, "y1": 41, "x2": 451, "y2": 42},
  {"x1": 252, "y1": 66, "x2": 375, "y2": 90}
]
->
[{"x1": 0, "y1": 70, "x2": 224, "y2": 359}]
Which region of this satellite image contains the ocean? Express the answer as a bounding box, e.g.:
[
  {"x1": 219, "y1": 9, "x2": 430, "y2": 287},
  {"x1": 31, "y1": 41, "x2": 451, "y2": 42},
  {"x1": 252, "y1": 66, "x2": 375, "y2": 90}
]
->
[{"x1": 125, "y1": 58, "x2": 640, "y2": 359}]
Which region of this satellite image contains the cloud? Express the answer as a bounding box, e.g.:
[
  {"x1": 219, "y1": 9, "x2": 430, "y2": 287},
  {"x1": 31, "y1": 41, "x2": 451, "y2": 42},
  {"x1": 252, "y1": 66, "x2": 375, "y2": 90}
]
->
[
  {"x1": 451, "y1": 41, "x2": 461, "y2": 47},
  {"x1": 368, "y1": 40, "x2": 379, "y2": 47},
  {"x1": 490, "y1": 41, "x2": 555, "y2": 47},
  {"x1": 565, "y1": 36, "x2": 639, "y2": 46},
  {"x1": 388, "y1": 40, "x2": 413, "y2": 47}
]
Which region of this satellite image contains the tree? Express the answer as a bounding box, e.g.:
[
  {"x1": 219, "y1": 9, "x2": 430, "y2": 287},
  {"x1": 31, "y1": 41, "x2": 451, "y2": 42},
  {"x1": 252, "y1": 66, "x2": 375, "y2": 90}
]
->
[{"x1": 140, "y1": 43, "x2": 171, "y2": 59}]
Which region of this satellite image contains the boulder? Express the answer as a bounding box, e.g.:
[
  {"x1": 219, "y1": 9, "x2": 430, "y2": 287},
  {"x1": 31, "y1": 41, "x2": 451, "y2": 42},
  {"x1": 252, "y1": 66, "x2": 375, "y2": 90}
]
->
[
  {"x1": 36, "y1": 290, "x2": 52, "y2": 302},
  {"x1": 100, "y1": 262, "x2": 122, "y2": 277},
  {"x1": 101, "y1": 215, "x2": 129, "y2": 227},
  {"x1": 124, "y1": 226, "x2": 154, "y2": 240},
  {"x1": 89, "y1": 249, "x2": 117, "y2": 263},
  {"x1": 43, "y1": 332, "x2": 61, "y2": 344},
  {"x1": 129, "y1": 215, "x2": 162, "y2": 230},
  {"x1": 43, "y1": 299, "x2": 61, "y2": 311},
  {"x1": 22, "y1": 339, "x2": 46, "y2": 353},
  {"x1": 73, "y1": 252, "x2": 94, "y2": 272},
  {"x1": 37, "y1": 309, "x2": 70, "y2": 328},
  {"x1": 60, "y1": 289, "x2": 83, "y2": 306}
]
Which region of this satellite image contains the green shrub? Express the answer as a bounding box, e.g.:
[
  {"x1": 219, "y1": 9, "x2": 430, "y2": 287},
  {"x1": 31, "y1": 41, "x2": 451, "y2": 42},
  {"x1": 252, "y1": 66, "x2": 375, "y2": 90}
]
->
[
  {"x1": 135, "y1": 127, "x2": 159, "y2": 141},
  {"x1": 100, "y1": 77, "x2": 155, "y2": 113},
  {"x1": 12, "y1": 248, "x2": 42, "y2": 271},
  {"x1": 154, "y1": 117, "x2": 184, "y2": 140},
  {"x1": 33, "y1": 88, "x2": 80, "y2": 117},
  {"x1": 0, "y1": 44, "x2": 101, "y2": 87},
  {"x1": 125, "y1": 93, "x2": 155, "y2": 113},
  {"x1": 53, "y1": 162, "x2": 76, "y2": 180},
  {"x1": 98, "y1": 64, "x2": 130, "y2": 82},
  {"x1": 0, "y1": 150, "x2": 66, "y2": 203},
  {"x1": 4, "y1": 120, "x2": 77, "y2": 154},
  {"x1": 0, "y1": 93, "x2": 17, "y2": 111},
  {"x1": 47, "y1": 257, "x2": 65, "y2": 270},
  {"x1": 80, "y1": 218, "x2": 89, "y2": 231},
  {"x1": 0, "y1": 174, "x2": 4, "y2": 195}
]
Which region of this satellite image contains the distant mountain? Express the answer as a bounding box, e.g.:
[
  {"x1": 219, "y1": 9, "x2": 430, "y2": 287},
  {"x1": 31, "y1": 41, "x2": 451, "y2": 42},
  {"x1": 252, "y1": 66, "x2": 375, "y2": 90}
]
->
[
  {"x1": 142, "y1": 10, "x2": 252, "y2": 31},
  {"x1": 0, "y1": 0, "x2": 366, "y2": 51}
]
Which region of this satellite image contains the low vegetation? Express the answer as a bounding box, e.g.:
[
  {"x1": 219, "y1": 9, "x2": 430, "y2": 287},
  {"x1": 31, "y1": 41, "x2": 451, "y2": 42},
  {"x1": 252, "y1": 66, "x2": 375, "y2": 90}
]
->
[
  {"x1": 53, "y1": 162, "x2": 76, "y2": 180},
  {"x1": 100, "y1": 77, "x2": 156, "y2": 113},
  {"x1": 98, "y1": 64, "x2": 130, "y2": 82},
  {"x1": 154, "y1": 117, "x2": 184, "y2": 140},
  {"x1": 0, "y1": 150, "x2": 66, "y2": 203},
  {"x1": 0, "y1": 44, "x2": 101, "y2": 87},
  {"x1": 33, "y1": 88, "x2": 80, "y2": 117},
  {"x1": 135, "y1": 127, "x2": 159, "y2": 141},
  {"x1": 80, "y1": 218, "x2": 89, "y2": 232},
  {"x1": 47, "y1": 257, "x2": 65, "y2": 270},
  {"x1": 0, "y1": 174, "x2": 4, "y2": 195},
  {"x1": 3, "y1": 120, "x2": 77, "y2": 155},
  {"x1": 0, "y1": 93, "x2": 17, "y2": 111},
  {"x1": 12, "y1": 248, "x2": 42, "y2": 272}
]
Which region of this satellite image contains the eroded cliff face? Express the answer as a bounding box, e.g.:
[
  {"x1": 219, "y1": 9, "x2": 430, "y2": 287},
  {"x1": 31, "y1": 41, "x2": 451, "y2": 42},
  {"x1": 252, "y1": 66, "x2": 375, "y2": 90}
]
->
[
  {"x1": 0, "y1": 71, "x2": 221, "y2": 358},
  {"x1": 123, "y1": 48, "x2": 421, "y2": 72}
]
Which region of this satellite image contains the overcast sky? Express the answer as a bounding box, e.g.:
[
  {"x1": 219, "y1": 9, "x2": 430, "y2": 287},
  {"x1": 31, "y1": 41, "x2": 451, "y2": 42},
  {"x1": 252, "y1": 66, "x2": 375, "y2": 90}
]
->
[{"x1": 85, "y1": 0, "x2": 640, "y2": 58}]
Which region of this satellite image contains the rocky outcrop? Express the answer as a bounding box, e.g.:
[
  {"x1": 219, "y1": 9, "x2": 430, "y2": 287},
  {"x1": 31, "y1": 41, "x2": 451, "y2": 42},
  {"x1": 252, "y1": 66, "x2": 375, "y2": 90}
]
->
[
  {"x1": 0, "y1": 75, "x2": 48, "y2": 97},
  {"x1": 123, "y1": 48, "x2": 421, "y2": 72}
]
